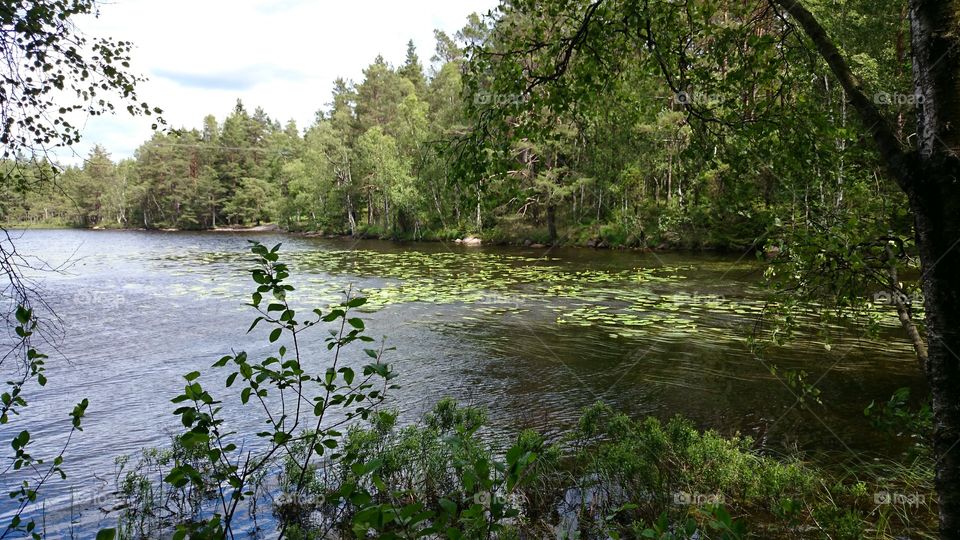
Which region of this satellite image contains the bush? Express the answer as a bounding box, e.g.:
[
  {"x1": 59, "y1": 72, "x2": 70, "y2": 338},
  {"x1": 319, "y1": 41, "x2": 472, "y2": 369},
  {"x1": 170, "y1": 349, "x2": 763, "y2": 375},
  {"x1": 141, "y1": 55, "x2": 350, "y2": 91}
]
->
[
  {"x1": 564, "y1": 403, "x2": 812, "y2": 537},
  {"x1": 285, "y1": 398, "x2": 539, "y2": 538}
]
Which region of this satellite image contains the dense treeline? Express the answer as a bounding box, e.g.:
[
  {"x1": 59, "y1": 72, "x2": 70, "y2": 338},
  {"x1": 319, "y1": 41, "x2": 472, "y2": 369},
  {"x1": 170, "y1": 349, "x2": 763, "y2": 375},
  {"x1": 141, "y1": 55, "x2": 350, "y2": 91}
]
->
[{"x1": 1, "y1": 3, "x2": 913, "y2": 251}]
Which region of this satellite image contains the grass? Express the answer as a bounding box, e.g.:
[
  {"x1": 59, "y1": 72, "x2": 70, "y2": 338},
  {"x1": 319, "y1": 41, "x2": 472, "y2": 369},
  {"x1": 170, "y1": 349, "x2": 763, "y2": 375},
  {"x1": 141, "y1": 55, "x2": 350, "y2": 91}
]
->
[{"x1": 264, "y1": 401, "x2": 936, "y2": 538}]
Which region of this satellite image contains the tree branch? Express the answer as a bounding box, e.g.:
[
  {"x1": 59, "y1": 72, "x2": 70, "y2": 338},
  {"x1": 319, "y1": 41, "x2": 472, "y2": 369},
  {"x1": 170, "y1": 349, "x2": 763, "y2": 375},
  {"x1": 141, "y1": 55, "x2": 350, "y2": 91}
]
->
[{"x1": 771, "y1": 0, "x2": 914, "y2": 191}]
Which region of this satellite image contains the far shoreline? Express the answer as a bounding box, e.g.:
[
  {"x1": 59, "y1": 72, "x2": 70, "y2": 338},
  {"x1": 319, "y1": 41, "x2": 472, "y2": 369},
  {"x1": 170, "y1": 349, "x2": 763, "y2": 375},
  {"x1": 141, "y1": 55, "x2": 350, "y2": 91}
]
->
[{"x1": 2, "y1": 223, "x2": 767, "y2": 256}]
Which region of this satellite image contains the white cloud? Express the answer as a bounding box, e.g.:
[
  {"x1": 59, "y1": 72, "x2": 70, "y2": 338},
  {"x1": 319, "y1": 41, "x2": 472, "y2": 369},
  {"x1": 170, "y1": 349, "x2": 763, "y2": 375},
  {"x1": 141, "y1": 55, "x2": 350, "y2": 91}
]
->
[{"x1": 57, "y1": 0, "x2": 497, "y2": 164}]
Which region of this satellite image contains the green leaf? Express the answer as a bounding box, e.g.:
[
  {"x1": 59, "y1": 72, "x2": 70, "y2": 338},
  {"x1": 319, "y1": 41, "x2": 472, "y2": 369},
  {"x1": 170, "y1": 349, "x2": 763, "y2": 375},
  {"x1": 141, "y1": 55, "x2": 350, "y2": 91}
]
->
[
  {"x1": 181, "y1": 431, "x2": 209, "y2": 448},
  {"x1": 345, "y1": 297, "x2": 367, "y2": 308},
  {"x1": 15, "y1": 305, "x2": 31, "y2": 325},
  {"x1": 164, "y1": 468, "x2": 188, "y2": 488},
  {"x1": 439, "y1": 498, "x2": 457, "y2": 516},
  {"x1": 269, "y1": 328, "x2": 282, "y2": 342},
  {"x1": 213, "y1": 355, "x2": 232, "y2": 367}
]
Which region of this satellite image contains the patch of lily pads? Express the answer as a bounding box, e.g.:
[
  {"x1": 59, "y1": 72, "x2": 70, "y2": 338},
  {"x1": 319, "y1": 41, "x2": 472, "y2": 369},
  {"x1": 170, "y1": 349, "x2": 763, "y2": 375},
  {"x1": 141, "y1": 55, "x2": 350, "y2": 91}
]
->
[{"x1": 152, "y1": 245, "x2": 908, "y2": 344}]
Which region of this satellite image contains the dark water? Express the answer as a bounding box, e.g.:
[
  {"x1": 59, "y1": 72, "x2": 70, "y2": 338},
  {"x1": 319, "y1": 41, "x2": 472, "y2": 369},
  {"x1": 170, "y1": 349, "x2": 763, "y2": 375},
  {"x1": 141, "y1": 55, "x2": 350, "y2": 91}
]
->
[{"x1": 0, "y1": 229, "x2": 925, "y2": 534}]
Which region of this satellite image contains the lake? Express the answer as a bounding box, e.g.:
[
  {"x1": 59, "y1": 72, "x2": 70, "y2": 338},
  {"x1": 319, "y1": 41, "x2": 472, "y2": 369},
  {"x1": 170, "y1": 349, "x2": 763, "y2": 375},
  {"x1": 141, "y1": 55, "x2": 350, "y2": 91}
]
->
[{"x1": 0, "y1": 229, "x2": 924, "y2": 533}]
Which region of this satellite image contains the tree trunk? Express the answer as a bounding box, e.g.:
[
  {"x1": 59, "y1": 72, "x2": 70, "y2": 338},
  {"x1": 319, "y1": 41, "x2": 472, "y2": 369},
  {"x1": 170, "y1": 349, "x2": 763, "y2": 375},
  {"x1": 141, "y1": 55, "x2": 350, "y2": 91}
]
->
[
  {"x1": 383, "y1": 196, "x2": 389, "y2": 232},
  {"x1": 476, "y1": 182, "x2": 482, "y2": 231},
  {"x1": 667, "y1": 154, "x2": 672, "y2": 202},
  {"x1": 773, "y1": 0, "x2": 960, "y2": 535},
  {"x1": 346, "y1": 192, "x2": 357, "y2": 236},
  {"x1": 912, "y1": 162, "x2": 960, "y2": 538},
  {"x1": 884, "y1": 242, "x2": 927, "y2": 368},
  {"x1": 546, "y1": 204, "x2": 558, "y2": 244},
  {"x1": 909, "y1": 1, "x2": 960, "y2": 534}
]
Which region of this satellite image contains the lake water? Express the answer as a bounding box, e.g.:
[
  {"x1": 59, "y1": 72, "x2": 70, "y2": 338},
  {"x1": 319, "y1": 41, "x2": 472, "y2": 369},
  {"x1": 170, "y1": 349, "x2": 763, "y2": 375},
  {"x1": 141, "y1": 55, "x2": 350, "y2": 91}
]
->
[{"x1": 0, "y1": 229, "x2": 925, "y2": 534}]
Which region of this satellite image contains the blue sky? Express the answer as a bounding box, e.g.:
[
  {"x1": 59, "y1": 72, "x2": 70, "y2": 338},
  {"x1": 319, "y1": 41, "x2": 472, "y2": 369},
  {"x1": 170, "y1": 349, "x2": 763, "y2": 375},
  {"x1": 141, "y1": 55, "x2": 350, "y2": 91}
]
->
[{"x1": 60, "y1": 0, "x2": 497, "y2": 164}]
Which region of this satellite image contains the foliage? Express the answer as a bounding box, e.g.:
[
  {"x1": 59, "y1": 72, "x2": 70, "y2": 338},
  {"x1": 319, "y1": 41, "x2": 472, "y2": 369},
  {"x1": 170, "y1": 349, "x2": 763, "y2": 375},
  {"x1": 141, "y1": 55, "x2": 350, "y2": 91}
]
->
[
  {"x1": 1, "y1": 2, "x2": 157, "y2": 537},
  {"x1": 111, "y1": 435, "x2": 223, "y2": 539},
  {"x1": 295, "y1": 398, "x2": 540, "y2": 539},
  {"x1": 1, "y1": 301, "x2": 89, "y2": 539},
  {"x1": 0, "y1": 0, "x2": 160, "y2": 170},
  {"x1": 103, "y1": 241, "x2": 397, "y2": 538},
  {"x1": 864, "y1": 388, "x2": 933, "y2": 459},
  {"x1": 3, "y1": 2, "x2": 912, "y2": 256},
  {"x1": 111, "y1": 395, "x2": 938, "y2": 539}
]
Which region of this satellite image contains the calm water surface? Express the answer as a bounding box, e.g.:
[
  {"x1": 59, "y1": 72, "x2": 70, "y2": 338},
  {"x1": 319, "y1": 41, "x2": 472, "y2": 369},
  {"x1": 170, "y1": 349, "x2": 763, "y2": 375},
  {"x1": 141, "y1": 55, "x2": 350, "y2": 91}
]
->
[{"x1": 0, "y1": 229, "x2": 925, "y2": 533}]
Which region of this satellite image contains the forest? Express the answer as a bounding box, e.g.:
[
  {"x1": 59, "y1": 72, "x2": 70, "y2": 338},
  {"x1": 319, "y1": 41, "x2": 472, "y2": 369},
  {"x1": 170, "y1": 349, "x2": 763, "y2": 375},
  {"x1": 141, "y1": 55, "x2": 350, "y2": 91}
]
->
[{"x1": 1, "y1": 3, "x2": 912, "y2": 253}]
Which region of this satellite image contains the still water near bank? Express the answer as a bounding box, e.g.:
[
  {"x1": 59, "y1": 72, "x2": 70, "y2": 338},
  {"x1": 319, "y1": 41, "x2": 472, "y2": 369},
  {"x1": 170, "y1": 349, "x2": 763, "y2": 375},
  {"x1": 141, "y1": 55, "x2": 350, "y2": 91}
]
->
[{"x1": 0, "y1": 229, "x2": 924, "y2": 532}]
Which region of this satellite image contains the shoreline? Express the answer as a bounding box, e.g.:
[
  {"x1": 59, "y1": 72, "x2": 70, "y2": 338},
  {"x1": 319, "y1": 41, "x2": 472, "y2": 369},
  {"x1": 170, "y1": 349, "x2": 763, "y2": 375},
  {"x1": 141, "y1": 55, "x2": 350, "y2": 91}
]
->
[{"x1": 2, "y1": 223, "x2": 763, "y2": 254}]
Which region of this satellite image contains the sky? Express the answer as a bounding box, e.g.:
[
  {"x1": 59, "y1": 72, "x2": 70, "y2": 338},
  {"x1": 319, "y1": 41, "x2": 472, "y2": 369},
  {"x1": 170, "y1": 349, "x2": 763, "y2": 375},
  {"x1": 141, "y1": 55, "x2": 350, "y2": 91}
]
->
[{"x1": 60, "y1": 0, "x2": 498, "y2": 164}]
